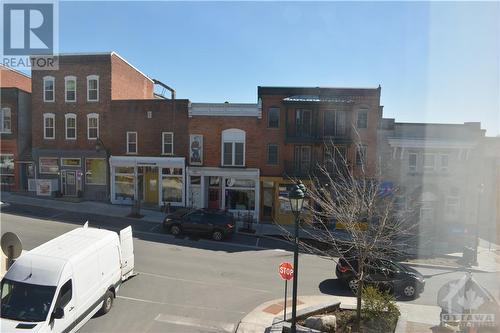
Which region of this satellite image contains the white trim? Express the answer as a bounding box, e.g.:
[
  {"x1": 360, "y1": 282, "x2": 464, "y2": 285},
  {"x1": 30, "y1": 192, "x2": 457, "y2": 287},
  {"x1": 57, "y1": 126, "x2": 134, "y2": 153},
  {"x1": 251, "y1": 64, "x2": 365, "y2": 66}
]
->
[
  {"x1": 64, "y1": 75, "x2": 77, "y2": 103},
  {"x1": 221, "y1": 129, "x2": 246, "y2": 167},
  {"x1": 43, "y1": 113, "x2": 55, "y2": 139},
  {"x1": 87, "y1": 113, "x2": 99, "y2": 140},
  {"x1": 162, "y1": 132, "x2": 174, "y2": 155},
  {"x1": 86, "y1": 75, "x2": 99, "y2": 102},
  {"x1": 0, "y1": 107, "x2": 12, "y2": 133},
  {"x1": 64, "y1": 113, "x2": 77, "y2": 140},
  {"x1": 408, "y1": 152, "x2": 418, "y2": 173},
  {"x1": 43, "y1": 76, "x2": 55, "y2": 102},
  {"x1": 126, "y1": 131, "x2": 138, "y2": 154}
]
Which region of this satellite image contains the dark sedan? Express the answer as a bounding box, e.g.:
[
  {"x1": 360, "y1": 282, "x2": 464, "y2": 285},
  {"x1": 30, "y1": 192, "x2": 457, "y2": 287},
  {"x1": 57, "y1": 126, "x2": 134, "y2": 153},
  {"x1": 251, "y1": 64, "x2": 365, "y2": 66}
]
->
[
  {"x1": 162, "y1": 208, "x2": 235, "y2": 241},
  {"x1": 335, "y1": 257, "x2": 425, "y2": 299}
]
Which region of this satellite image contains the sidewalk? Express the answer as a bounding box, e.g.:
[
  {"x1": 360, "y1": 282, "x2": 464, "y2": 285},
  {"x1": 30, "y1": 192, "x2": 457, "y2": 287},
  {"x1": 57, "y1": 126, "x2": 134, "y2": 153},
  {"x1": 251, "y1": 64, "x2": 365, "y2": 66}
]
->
[
  {"x1": 236, "y1": 295, "x2": 442, "y2": 333},
  {"x1": 0, "y1": 192, "x2": 165, "y2": 224}
]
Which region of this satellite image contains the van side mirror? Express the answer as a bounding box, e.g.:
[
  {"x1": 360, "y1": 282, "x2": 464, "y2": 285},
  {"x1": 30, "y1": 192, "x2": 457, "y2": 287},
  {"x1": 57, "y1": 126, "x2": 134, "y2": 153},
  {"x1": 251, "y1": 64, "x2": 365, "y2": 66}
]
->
[{"x1": 52, "y1": 307, "x2": 64, "y2": 320}]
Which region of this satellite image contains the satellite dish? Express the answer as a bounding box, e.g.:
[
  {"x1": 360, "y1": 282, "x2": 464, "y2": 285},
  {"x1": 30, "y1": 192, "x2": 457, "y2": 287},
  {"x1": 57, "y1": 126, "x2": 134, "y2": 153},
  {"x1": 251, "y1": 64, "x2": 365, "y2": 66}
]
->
[{"x1": 1, "y1": 232, "x2": 23, "y2": 259}]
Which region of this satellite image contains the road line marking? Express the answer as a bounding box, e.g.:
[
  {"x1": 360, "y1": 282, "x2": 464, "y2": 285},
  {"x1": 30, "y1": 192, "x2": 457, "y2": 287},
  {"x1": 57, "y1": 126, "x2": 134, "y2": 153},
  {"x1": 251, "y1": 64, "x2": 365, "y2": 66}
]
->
[
  {"x1": 154, "y1": 313, "x2": 235, "y2": 332},
  {"x1": 136, "y1": 271, "x2": 271, "y2": 293},
  {"x1": 116, "y1": 295, "x2": 246, "y2": 315}
]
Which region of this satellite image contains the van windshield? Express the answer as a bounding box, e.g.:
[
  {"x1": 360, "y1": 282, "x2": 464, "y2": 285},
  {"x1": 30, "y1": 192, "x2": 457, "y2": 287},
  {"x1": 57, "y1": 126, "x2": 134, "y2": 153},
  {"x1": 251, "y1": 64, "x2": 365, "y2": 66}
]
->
[{"x1": 1, "y1": 279, "x2": 56, "y2": 322}]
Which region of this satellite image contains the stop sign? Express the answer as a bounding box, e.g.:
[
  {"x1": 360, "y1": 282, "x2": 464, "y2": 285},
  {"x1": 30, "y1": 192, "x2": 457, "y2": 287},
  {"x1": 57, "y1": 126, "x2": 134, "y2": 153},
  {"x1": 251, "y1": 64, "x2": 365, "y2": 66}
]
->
[{"x1": 279, "y1": 262, "x2": 294, "y2": 280}]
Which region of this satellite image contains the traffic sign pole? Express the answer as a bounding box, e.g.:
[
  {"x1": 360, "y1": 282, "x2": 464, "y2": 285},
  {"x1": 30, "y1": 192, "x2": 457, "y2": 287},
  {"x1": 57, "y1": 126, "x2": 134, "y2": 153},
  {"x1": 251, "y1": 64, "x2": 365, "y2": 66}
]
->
[{"x1": 284, "y1": 279, "x2": 287, "y2": 321}]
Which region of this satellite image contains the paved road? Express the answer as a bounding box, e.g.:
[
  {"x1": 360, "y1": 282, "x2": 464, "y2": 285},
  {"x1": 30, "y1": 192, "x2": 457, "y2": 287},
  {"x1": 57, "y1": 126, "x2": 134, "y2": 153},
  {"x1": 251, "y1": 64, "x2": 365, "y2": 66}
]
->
[{"x1": 1, "y1": 203, "x2": 499, "y2": 332}]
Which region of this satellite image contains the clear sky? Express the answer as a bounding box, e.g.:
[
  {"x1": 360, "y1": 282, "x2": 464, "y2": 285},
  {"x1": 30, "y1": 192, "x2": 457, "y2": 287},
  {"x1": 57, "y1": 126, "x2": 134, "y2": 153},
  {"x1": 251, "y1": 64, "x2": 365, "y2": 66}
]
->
[{"x1": 58, "y1": 1, "x2": 499, "y2": 135}]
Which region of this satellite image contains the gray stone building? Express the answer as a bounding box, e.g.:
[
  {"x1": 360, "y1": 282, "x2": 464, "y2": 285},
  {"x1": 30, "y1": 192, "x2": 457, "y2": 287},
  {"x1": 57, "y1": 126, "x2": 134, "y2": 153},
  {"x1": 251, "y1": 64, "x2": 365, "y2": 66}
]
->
[{"x1": 378, "y1": 119, "x2": 496, "y2": 255}]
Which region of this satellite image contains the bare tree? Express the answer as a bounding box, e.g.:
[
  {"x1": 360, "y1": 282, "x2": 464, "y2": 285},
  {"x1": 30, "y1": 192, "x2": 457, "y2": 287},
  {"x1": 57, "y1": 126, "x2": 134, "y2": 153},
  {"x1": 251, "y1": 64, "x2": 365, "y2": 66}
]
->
[{"x1": 280, "y1": 143, "x2": 418, "y2": 329}]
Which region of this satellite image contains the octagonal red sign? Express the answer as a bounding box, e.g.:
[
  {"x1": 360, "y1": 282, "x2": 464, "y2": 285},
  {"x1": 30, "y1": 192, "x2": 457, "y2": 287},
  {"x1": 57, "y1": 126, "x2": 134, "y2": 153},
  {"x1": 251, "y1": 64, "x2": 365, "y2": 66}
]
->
[{"x1": 279, "y1": 262, "x2": 294, "y2": 280}]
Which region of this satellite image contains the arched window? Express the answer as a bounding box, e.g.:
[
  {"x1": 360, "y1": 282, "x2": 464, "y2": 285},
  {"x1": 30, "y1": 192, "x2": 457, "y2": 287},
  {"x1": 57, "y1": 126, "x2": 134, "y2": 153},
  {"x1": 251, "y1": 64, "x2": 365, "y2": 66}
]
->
[
  {"x1": 43, "y1": 76, "x2": 55, "y2": 102},
  {"x1": 65, "y1": 113, "x2": 77, "y2": 140},
  {"x1": 43, "y1": 113, "x2": 55, "y2": 139},
  {"x1": 65, "y1": 75, "x2": 77, "y2": 102},
  {"x1": 221, "y1": 129, "x2": 245, "y2": 166},
  {"x1": 87, "y1": 75, "x2": 99, "y2": 102},
  {"x1": 87, "y1": 113, "x2": 99, "y2": 139}
]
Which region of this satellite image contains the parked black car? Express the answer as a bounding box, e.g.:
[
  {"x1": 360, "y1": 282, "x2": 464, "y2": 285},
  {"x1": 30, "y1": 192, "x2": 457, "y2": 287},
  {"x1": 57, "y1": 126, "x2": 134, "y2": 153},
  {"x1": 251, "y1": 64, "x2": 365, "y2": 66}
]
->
[
  {"x1": 162, "y1": 208, "x2": 235, "y2": 241},
  {"x1": 335, "y1": 257, "x2": 425, "y2": 299}
]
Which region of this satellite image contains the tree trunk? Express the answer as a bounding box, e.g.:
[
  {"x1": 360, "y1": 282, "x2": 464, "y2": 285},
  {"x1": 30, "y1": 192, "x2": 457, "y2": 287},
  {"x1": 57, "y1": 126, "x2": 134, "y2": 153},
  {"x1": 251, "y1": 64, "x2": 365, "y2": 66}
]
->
[{"x1": 356, "y1": 261, "x2": 364, "y2": 332}]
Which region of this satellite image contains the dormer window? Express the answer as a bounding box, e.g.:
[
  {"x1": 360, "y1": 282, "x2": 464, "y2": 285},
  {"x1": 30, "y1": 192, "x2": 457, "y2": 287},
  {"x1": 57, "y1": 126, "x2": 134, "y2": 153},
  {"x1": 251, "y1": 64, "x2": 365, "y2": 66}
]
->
[{"x1": 221, "y1": 129, "x2": 245, "y2": 167}]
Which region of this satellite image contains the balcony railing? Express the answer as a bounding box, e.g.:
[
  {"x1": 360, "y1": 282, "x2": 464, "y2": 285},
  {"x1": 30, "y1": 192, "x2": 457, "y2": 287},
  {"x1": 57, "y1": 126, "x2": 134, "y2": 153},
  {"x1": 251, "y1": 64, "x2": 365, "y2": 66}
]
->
[{"x1": 285, "y1": 127, "x2": 352, "y2": 144}]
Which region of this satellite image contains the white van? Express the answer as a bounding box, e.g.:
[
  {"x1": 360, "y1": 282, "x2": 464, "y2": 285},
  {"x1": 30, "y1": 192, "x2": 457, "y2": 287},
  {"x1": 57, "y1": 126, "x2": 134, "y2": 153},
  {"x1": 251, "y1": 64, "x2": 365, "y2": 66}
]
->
[{"x1": 0, "y1": 223, "x2": 134, "y2": 333}]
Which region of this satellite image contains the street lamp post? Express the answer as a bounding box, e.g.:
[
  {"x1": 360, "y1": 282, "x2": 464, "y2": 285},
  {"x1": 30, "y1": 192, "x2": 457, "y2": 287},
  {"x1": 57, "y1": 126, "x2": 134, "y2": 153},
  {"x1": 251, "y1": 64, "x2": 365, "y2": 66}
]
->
[{"x1": 288, "y1": 181, "x2": 306, "y2": 333}]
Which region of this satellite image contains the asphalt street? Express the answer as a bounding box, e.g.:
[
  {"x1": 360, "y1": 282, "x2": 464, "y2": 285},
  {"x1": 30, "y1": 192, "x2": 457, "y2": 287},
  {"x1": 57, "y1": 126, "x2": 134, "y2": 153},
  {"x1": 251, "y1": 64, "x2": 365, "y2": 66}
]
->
[{"x1": 1, "y1": 203, "x2": 499, "y2": 332}]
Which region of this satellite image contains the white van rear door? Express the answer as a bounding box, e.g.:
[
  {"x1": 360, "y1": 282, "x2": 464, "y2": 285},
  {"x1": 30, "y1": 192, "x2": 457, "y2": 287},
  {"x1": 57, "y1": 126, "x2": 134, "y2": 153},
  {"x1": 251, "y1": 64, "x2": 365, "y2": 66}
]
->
[{"x1": 119, "y1": 226, "x2": 134, "y2": 280}]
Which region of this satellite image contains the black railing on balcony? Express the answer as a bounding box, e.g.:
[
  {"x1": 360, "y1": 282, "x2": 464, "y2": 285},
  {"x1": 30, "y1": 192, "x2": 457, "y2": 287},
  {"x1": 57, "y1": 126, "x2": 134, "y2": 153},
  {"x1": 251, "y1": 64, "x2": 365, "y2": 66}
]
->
[{"x1": 283, "y1": 161, "x2": 319, "y2": 178}]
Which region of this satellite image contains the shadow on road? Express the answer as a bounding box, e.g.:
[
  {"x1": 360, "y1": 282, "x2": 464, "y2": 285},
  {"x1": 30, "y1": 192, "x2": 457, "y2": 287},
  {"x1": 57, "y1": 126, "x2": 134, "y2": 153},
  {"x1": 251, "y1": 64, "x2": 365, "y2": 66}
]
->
[{"x1": 318, "y1": 278, "x2": 355, "y2": 297}]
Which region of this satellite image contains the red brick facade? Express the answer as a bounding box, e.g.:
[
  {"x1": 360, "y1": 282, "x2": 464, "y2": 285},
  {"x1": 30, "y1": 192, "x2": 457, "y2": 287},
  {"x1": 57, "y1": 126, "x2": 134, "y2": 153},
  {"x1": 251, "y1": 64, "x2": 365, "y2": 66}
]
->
[{"x1": 0, "y1": 65, "x2": 31, "y2": 93}]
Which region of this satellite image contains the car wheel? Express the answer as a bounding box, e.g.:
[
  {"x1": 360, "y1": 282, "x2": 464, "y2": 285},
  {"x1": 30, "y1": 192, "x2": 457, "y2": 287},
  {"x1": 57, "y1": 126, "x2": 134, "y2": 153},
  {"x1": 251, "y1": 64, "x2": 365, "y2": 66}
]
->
[
  {"x1": 402, "y1": 284, "x2": 416, "y2": 298},
  {"x1": 348, "y1": 279, "x2": 359, "y2": 294},
  {"x1": 100, "y1": 290, "x2": 114, "y2": 315},
  {"x1": 212, "y1": 230, "x2": 224, "y2": 241},
  {"x1": 170, "y1": 225, "x2": 181, "y2": 236}
]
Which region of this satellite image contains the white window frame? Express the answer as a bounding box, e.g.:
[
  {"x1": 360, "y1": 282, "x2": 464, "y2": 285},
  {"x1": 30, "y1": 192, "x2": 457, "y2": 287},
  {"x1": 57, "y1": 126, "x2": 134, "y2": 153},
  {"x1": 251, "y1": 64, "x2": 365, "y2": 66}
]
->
[
  {"x1": 86, "y1": 75, "x2": 99, "y2": 102},
  {"x1": 127, "y1": 131, "x2": 138, "y2": 154},
  {"x1": 408, "y1": 153, "x2": 418, "y2": 173},
  {"x1": 43, "y1": 76, "x2": 55, "y2": 102},
  {"x1": 65, "y1": 75, "x2": 77, "y2": 103},
  {"x1": 162, "y1": 132, "x2": 174, "y2": 155},
  {"x1": 423, "y1": 153, "x2": 436, "y2": 171},
  {"x1": 65, "y1": 113, "x2": 77, "y2": 140},
  {"x1": 0, "y1": 107, "x2": 12, "y2": 133},
  {"x1": 87, "y1": 113, "x2": 99, "y2": 140},
  {"x1": 43, "y1": 113, "x2": 55, "y2": 139},
  {"x1": 221, "y1": 129, "x2": 246, "y2": 167},
  {"x1": 440, "y1": 154, "x2": 449, "y2": 172}
]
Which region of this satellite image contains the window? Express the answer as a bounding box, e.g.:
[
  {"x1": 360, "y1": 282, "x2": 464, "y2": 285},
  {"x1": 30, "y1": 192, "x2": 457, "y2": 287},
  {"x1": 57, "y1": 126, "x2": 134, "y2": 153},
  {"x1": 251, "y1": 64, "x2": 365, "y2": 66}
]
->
[
  {"x1": 86, "y1": 158, "x2": 106, "y2": 185},
  {"x1": 43, "y1": 76, "x2": 55, "y2": 102},
  {"x1": 440, "y1": 154, "x2": 449, "y2": 172},
  {"x1": 268, "y1": 107, "x2": 280, "y2": 128},
  {"x1": 0, "y1": 108, "x2": 11, "y2": 133},
  {"x1": 221, "y1": 129, "x2": 245, "y2": 166},
  {"x1": 55, "y1": 280, "x2": 72, "y2": 309},
  {"x1": 87, "y1": 75, "x2": 99, "y2": 101},
  {"x1": 225, "y1": 178, "x2": 255, "y2": 211},
  {"x1": 87, "y1": 113, "x2": 99, "y2": 139},
  {"x1": 356, "y1": 144, "x2": 367, "y2": 166},
  {"x1": 408, "y1": 153, "x2": 417, "y2": 172},
  {"x1": 65, "y1": 76, "x2": 76, "y2": 102},
  {"x1": 445, "y1": 196, "x2": 459, "y2": 219},
  {"x1": 294, "y1": 145, "x2": 312, "y2": 172},
  {"x1": 0, "y1": 155, "x2": 14, "y2": 185},
  {"x1": 162, "y1": 168, "x2": 183, "y2": 203},
  {"x1": 325, "y1": 145, "x2": 347, "y2": 172},
  {"x1": 324, "y1": 110, "x2": 347, "y2": 136},
  {"x1": 357, "y1": 110, "x2": 368, "y2": 129},
  {"x1": 423, "y1": 154, "x2": 435, "y2": 171},
  {"x1": 114, "y1": 167, "x2": 135, "y2": 201},
  {"x1": 127, "y1": 131, "x2": 137, "y2": 154},
  {"x1": 43, "y1": 113, "x2": 55, "y2": 139},
  {"x1": 162, "y1": 132, "x2": 174, "y2": 155},
  {"x1": 39, "y1": 157, "x2": 59, "y2": 174},
  {"x1": 65, "y1": 113, "x2": 76, "y2": 140},
  {"x1": 295, "y1": 109, "x2": 312, "y2": 136},
  {"x1": 267, "y1": 144, "x2": 278, "y2": 165}
]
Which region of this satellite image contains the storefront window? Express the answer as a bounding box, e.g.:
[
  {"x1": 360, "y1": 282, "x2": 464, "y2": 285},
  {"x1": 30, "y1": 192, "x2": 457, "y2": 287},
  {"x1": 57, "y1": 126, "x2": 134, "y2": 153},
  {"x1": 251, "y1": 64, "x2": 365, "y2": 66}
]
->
[
  {"x1": 279, "y1": 184, "x2": 293, "y2": 213},
  {"x1": 39, "y1": 157, "x2": 59, "y2": 174},
  {"x1": 85, "y1": 159, "x2": 106, "y2": 185},
  {"x1": 115, "y1": 166, "x2": 134, "y2": 174},
  {"x1": 190, "y1": 176, "x2": 201, "y2": 185},
  {"x1": 0, "y1": 155, "x2": 14, "y2": 175},
  {"x1": 225, "y1": 189, "x2": 255, "y2": 210},
  {"x1": 115, "y1": 174, "x2": 135, "y2": 201},
  {"x1": 162, "y1": 177, "x2": 182, "y2": 202},
  {"x1": 162, "y1": 168, "x2": 183, "y2": 175}
]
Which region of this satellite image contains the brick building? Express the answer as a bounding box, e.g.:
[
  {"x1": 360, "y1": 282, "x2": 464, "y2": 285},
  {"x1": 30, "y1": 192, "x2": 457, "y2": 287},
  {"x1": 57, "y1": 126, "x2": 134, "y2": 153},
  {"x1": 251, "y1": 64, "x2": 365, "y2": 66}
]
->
[
  {"x1": 257, "y1": 86, "x2": 382, "y2": 224},
  {"x1": 107, "y1": 98, "x2": 189, "y2": 207},
  {"x1": 187, "y1": 102, "x2": 263, "y2": 219},
  {"x1": 30, "y1": 52, "x2": 154, "y2": 200},
  {"x1": 0, "y1": 65, "x2": 32, "y2": 192}
]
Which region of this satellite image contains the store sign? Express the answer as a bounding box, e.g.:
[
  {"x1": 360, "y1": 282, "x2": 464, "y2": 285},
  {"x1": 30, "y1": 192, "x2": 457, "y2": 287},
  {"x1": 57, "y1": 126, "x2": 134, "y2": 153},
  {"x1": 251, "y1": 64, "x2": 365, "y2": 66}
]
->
[
  {"x1": 189, "y1": 134, "x2": 203, "y2": 165},
  {"x1": 36, "y1": 179, "x2": 52, "y2": 196},
  {"x1": 61, "y1": 158, "x2": 81, "y2": 167}
]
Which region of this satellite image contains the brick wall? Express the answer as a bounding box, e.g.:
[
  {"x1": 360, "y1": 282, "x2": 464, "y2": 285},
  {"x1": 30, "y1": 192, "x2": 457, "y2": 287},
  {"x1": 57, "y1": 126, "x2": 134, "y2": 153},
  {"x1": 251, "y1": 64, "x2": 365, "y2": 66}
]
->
[
  {"x1": 0, "y1": 66, "x2": 31, "y2": 93},
  {"x1": 108, "y1": 99, "x2": 189, "y2": 157},
  {"x1": 111, "y1": 54, "x2": 154, "y2": 100}
]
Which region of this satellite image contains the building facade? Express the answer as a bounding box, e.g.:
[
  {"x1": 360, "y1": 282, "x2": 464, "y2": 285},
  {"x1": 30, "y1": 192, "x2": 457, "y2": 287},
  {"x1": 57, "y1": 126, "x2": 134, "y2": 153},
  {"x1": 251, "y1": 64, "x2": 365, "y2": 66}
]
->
[
  {"x1": 30, "y1": 52, "x2": 154, "y2": 200},
  {"x1": 0, "y1": 66, "x2": 32, "y2": 192}
]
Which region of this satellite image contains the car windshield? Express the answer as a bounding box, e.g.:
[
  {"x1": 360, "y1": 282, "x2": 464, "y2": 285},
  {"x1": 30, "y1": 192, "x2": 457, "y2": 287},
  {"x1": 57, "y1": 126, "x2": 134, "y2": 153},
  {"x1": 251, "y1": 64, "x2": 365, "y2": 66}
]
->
[{"x1": 1, "y1": 279, "x2": 56, "y2": 322}]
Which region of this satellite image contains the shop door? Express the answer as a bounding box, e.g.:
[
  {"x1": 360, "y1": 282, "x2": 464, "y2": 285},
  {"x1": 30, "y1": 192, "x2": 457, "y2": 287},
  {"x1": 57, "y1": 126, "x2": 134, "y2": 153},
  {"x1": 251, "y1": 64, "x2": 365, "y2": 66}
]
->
[
  {"x1": 144, "y1": 168, "x2": 159, "y2": 204},
  {"x1": 190, "y1": 186, "x2": 202, "y2": 208},
  {"x1": 62, "y1": 171, "x2": 77, "y2": 196},
  {"x1": 208, "y1": 188, "x2": 220, "y2": 209},
  {"x1": 262, "y1": 187, "x2": 274, "y2": 222}
]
